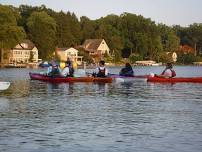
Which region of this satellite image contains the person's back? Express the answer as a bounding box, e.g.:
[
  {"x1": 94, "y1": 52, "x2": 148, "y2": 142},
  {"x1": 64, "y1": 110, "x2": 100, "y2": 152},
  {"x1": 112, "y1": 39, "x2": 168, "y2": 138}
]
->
[
  {"x1": 96, "y1": 67, "x2": 107, "y2": 77},
  {"x1": 61, "y1": 66, "x2": 70, "y2": 77},
  {"x1": 119, "y1": 63, "x2": 134, "y2": 77},
  {"x1": 61, "y1": 61, "x2": 74, "y2": 77},
  {"x1": 94, "y1": 60, "x2": 108, "y2": 77}
]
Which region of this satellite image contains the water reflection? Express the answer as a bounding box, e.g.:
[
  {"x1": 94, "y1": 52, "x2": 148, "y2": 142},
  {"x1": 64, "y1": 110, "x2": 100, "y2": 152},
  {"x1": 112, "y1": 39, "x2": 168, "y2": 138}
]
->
[
  {"x1": 1, "y1": 68, "x2": 202, "y2": 152},
  {"x1": 0, "y1": 80, "x2": 30, "y2": 98},
  {"x1": 0, "y1": 97, "x2": 10, "y2": 112}
]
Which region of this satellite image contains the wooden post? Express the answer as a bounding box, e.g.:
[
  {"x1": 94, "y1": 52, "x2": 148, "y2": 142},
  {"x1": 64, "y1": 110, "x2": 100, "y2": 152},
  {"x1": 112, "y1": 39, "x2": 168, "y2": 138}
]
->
[
  {"x1": 0, "y1": 48, "x2": 4, "y2": 64},
  {"x1": 194, "y1": 42, "x2": 197, "y2": 56}
]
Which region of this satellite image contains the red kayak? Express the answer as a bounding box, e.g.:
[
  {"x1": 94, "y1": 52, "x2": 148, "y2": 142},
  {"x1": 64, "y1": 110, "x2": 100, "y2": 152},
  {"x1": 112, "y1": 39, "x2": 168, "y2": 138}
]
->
[
  {"x1": 147, "y1": 76, "x2": 202, "y2": 83},
  {"x1": 29, "y1": 72, "x2": 112, "y2": 83}
]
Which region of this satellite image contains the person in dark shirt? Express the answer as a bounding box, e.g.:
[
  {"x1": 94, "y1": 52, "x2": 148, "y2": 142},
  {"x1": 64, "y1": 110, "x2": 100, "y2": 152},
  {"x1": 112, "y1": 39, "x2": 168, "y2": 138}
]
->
[{"x1": 119, "y1": 63, "x2": 134, "y2": 77}]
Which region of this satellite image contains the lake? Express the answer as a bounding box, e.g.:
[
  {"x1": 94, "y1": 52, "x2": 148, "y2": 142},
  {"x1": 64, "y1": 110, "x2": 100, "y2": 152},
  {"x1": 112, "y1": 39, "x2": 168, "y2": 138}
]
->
[{"x1": 0, "y1": 66, "x2": 202, "y2": 152}]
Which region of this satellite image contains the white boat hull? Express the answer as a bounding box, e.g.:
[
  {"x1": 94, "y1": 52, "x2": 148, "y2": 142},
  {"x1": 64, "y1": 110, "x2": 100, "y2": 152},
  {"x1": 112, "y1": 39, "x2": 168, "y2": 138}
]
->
[{"x1": 0, "y1": 82, "x2": 10, "y2": 90}]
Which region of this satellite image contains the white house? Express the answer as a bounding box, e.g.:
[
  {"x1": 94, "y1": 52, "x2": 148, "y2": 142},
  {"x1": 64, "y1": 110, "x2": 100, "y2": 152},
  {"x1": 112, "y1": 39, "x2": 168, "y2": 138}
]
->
[
  {"x1": 9, "y1": 40, "x2": 38, "y2": 64},
  {"x1": 56, "y1": 47, "x2": 83, "y2": 65}
]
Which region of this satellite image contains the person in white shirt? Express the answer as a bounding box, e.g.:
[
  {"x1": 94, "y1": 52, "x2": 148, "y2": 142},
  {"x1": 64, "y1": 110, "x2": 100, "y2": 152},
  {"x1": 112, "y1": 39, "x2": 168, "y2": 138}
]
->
[
  {"x1": 93, "y1": 60, "x2": 108, "y2": 77},
  {"x1": 61, "y1": 61, "x2": 74, "y2": 77}
]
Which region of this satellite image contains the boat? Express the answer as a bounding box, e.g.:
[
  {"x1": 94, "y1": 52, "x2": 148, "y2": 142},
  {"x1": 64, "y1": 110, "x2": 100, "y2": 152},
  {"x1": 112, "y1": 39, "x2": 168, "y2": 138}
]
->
[
  {"x1": 147, "y1": 76, "x2": 202, "y2": 83},
  {"x1": 0, "y1": 82, "x2": 11, "y2": 90},
  {"x1": 29, "y1": 72, "x2": 112, "y2": 83},
  {"x1": 109, "y1": 74, "x2": 149, "y2": 82},
  {"x1": 93, "y1": 77, "x2": 113, "y2": 83}
]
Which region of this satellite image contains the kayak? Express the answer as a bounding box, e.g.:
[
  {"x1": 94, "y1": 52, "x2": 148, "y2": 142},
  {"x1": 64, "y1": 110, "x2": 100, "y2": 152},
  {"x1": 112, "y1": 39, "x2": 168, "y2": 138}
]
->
[
  {"x1": 109, "y1": 74, "x2": 149, "y2": 82},
  {"x1": 147, "y1": 76, "x2": 202, "y2": 83},
  {"x1": 94, "y1": 77, "x2": 113, "y2": 83},
  {"x1": 109, "y1": 74, "x2": 149, "y2": 78},
  {"x1": 29, "y1": 72, "x2": 112, "y2": 83},
  {"x1": 0, "y1": 82, "x2": 10, "y2": 90}
]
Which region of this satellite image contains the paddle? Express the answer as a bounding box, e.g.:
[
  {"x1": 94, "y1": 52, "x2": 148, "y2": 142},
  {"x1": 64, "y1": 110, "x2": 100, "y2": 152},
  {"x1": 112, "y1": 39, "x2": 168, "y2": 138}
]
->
[{"x1": 0, "y1": 82, "x2": 11, "y2": 91}]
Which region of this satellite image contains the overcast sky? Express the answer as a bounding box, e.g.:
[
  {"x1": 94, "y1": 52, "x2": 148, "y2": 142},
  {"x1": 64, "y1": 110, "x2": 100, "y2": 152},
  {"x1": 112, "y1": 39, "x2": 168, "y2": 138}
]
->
[{"x1": 1, "y1": 0, "x2": 202, "y2": 26}]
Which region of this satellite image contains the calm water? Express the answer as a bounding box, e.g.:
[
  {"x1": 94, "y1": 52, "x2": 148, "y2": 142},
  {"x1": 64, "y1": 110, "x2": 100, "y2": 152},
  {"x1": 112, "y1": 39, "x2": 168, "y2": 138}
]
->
[{"x1": 0, "y1": 66, "x2": 202, "y2": 152}]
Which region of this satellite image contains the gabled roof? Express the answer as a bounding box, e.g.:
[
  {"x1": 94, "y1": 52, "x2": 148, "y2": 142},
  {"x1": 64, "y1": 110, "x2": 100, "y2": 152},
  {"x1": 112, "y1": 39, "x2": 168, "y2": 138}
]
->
[
  {"x1": 82, "y1": 39, "x2": 103, "y2": 50},
  {"x1": 56, "y1": 48, "x2": 69, "y2": 51},
  {"x1": 16, "y1": 39, "x2": 35, "y2": 50},
  {"x1": 56, "y1": 47, "x2": 78, "y2": 52}
]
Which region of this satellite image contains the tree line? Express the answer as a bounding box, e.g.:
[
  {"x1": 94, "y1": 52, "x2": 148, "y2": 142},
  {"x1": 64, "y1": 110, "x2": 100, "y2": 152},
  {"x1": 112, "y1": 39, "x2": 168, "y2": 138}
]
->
[{"x1": 1, "y1": 4, "x2": 202, "y2": 64}]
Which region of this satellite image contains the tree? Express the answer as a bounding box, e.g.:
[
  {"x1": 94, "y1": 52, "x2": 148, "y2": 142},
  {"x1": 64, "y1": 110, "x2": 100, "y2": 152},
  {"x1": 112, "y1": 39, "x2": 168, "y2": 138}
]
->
[
  {"x1": 27, "y1": 11, "x2": 57, "y2": 60},
  {"x1": 80, "y1": 16, "x2": 95, "y2": 42},
  {"x1": 159, "y1": 24, "x2": 180, "y2": 53},
  {"x1": 129, "y1": 54, "x2": 143, "y2": 64},
  {"x1": 187, "y1": 23, "x2": 202, "y2": 56},
  {"x1": 0, "y1": 5, "x2": 25, "y2": 63}
]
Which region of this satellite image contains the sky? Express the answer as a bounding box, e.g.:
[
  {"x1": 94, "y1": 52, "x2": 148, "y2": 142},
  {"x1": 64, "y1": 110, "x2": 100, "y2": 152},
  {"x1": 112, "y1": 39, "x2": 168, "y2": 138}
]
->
[{"x1": 1, "y1": 0, "x2": 202, "y2": 27}]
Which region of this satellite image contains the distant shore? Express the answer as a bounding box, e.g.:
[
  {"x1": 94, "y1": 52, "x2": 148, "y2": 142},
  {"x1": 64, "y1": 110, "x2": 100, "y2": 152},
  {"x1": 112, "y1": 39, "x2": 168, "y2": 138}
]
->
[{"x1": 1, "y1": 62, "x2": 202, "y2": 69}]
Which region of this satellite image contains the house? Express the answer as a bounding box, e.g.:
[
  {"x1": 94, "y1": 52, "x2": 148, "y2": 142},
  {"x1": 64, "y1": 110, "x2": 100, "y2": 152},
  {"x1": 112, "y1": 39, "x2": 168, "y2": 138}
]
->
[
  {"x1": 55, "y1": 47, "x2": 83, "y2": 65},
  {"x1": 81, "y1": 39, "x2": 110, "y2": 62},
  {"x1": 8, "y1": 40, "x2": 38, "y2": 64},
  {"x1": 178, "y1": 45, "x2": 194, "y2": 54}
]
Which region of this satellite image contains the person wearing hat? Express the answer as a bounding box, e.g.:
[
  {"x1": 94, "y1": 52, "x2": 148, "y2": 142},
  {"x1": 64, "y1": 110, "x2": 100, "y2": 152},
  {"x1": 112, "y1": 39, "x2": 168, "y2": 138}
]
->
[{"x1": 156, "y1": 63, "x2": 176, "y2": 78}]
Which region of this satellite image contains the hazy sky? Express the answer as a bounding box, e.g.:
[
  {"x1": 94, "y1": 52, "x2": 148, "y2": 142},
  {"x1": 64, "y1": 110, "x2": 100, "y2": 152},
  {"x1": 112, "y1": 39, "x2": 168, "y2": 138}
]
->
[{"x1": 1, "y1": 0, "x2": 202, "y2": 26}]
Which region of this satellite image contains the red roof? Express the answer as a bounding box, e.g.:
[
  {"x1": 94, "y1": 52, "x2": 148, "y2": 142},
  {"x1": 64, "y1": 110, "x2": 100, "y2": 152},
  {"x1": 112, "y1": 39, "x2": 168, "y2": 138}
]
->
[{"x1": 178, "y1": 45, "x2": 194, "y2": 53}]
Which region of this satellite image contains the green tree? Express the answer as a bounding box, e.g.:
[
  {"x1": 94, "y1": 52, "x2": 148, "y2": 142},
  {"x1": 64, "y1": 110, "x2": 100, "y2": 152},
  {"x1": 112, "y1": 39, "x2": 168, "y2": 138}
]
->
[
  {"x1": 80, "y1": 16, "x2": 95, "y2": 42},
  {"x1": 129, "y1": 54, "x2": 143, "y2": 64},
  {"x1": 27, "y1": 11, "x2": 57, "y2": 60},
  {"x1": 0, "y1": 5, "x2": 25, "y2": 63},
  {"x1": 159, "y1": 24, "x2": 180, "y2": 53},
  {"x1": 52, "y1": 11, "x2": 81, "y2": 47},
  {"x1": 187, "y1": 23, "x2": 202, "y2": 55}
]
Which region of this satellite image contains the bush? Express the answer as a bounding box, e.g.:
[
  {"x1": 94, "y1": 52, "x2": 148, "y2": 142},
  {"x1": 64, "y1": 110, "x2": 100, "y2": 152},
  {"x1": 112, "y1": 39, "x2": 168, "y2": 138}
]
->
[
  {"x1": 129, "y1": 54, "x2": 143, "y2": 63},
  {"x1": 177, "y1": 53, "x2": 201, "y2": 64}
]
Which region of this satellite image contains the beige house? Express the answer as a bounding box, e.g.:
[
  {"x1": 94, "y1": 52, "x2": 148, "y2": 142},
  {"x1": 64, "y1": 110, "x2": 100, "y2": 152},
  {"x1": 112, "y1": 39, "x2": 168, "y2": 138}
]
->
[
  {"x1": 81, "y1": 39, "x2": 110, "y2": 62},
  {"x1": 56, "y1": 47, "x2": 83, "y2": 65},
  {"x1": 9, "y1": 40, "x2": 38, "y2": 64}
]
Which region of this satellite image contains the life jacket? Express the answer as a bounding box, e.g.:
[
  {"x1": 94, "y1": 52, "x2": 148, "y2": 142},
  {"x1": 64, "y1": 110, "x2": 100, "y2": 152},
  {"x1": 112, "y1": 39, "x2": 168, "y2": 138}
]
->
[
  {"x1": 69, "y1": 66, "x2": 74, "y2": 77},
  {"x1": 51, "y1": 65, "x2": 60, "y2": 75},
  {"x1": 97, "y1": 67, "x2": 106, "y2": 77}
]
